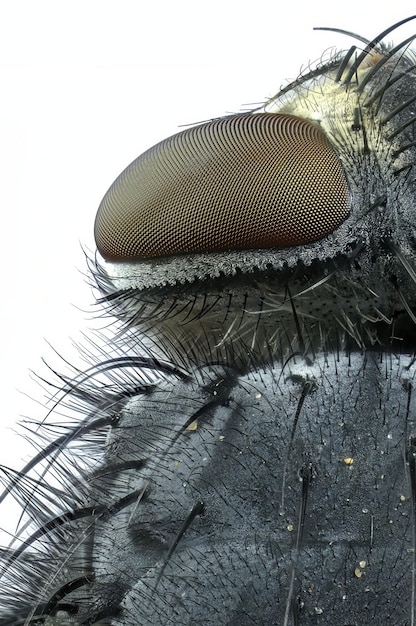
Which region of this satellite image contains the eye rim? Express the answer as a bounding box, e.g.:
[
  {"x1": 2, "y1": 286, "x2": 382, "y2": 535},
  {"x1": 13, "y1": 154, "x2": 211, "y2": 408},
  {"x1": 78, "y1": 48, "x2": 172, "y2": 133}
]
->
[{"x1": 94, "y1": 112, "x2": 351, "y2": 263}]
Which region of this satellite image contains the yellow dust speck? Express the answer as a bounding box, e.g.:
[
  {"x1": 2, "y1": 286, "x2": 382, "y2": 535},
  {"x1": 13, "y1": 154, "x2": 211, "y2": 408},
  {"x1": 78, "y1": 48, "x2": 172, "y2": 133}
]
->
[
  {"x1": 344, "y1": 457, "x2": 354, "y2": 465},
  {"x1": 287, "y1": 524, "x2": 294, "y2": 532},
  {"x1": 400, "y1": 495, "x2": 406, "y2": 502},
  {"x1": 354, "y1": 568, "x2": 362, "y2": 578},
  {"x1": 359, "y1": 561, "x2": 366, "y2": 569},
  {"x1": 219, "y1": 435, "x2": 225, "y2": 441},
  {"x1": 187, "y1": 420, "x2": 198, "y2": 431}
]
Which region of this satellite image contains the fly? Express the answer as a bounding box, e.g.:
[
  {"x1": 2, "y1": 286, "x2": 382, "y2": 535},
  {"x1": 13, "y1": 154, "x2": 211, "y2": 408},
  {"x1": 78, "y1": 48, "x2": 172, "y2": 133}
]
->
[{"x1": 1, "y1": 16, "x2": 416, "y2": 626}]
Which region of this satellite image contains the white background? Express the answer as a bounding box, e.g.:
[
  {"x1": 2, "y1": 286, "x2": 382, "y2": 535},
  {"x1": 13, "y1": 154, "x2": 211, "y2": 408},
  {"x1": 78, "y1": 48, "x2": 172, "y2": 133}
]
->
[{"x1": 1, "y1": 1, "x2": 415, "y2": 529}]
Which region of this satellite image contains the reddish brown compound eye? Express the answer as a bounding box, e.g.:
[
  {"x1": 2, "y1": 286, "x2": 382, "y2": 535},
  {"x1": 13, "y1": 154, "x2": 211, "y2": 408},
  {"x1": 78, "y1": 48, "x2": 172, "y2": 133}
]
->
[{"x1": 94, "y1": 113, "x2": 350, "y2": 261}]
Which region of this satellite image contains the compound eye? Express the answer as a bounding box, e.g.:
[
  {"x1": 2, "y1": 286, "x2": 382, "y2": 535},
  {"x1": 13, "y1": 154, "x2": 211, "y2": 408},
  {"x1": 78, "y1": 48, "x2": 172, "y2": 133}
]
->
[{"x1": 94, "y1": 113, "x2": 350, "y2": 261}]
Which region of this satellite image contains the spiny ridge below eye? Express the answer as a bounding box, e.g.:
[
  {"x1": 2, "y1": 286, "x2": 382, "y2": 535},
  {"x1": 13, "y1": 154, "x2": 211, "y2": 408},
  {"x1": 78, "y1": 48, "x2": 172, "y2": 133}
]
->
[{"x1": 94, "y1": 113, "x2": 350, "y2": 261}]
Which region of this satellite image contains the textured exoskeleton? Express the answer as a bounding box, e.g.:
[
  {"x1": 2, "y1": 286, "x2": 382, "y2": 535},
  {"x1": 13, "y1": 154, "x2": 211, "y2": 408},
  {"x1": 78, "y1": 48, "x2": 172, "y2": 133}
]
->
[{"x1": 1, "y1": 17, "x2": 416, "y2": 626}]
